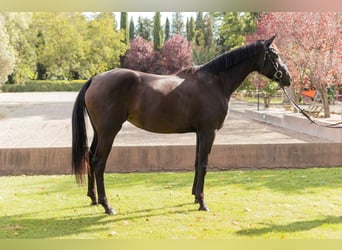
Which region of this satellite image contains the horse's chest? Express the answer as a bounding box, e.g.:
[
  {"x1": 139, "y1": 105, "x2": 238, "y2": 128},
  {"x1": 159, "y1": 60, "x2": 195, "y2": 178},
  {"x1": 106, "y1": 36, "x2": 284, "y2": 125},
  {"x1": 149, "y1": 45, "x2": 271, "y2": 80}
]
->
[
  {"x1": 216, "y1": 107, "x2": 228, "y2": 130},
  {"x1": 202, "y1": 98, "x2": 229, "y2": 130}
]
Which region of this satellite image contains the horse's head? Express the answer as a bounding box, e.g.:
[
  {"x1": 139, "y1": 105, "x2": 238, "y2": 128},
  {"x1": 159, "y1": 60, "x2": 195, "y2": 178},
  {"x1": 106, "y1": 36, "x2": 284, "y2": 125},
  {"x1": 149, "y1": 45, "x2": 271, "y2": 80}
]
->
[{"x1": 258, "y1": 35, "x2": 292, "y2": 87}]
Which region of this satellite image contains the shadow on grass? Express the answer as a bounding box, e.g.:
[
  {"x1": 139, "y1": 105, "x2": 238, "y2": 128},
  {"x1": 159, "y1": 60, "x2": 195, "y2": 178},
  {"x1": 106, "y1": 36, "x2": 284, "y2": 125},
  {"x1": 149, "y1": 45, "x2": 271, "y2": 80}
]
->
[
  {"x1": 0, "y1": 202, "x2": 196, "y2": 239},
  {"x1": 236, "y1": 215, "x2": 342, "y2": 237}
]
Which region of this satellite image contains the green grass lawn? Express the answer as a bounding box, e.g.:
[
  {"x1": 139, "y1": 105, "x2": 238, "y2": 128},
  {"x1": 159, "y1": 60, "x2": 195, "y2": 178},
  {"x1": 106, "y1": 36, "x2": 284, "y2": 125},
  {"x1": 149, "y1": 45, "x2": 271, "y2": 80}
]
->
[{"x1": 1, "y1": 168, "x2": 342, "y2": 239}]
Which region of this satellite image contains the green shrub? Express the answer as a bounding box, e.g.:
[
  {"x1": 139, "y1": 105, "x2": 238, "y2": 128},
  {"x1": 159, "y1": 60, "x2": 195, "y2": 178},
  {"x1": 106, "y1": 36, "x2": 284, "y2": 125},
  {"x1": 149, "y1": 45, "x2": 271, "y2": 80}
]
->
[{"x1": 1, "y1": 80, "x2": 86, "y2": 92}]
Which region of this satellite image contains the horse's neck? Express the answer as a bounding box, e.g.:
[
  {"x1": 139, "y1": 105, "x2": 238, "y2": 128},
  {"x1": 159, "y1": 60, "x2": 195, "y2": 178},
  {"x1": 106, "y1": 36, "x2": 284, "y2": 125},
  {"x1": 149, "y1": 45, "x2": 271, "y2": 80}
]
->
[{"x1": 221, "y1": 58, "x2": 257, "y2": 98}]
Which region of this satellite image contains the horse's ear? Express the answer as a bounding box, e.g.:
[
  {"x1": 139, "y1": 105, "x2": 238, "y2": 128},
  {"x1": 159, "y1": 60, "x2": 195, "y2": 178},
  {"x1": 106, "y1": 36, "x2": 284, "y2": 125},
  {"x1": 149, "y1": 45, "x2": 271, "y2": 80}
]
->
[{"x1": 265, "y1": 34, "x2": 277, "y2": 47}]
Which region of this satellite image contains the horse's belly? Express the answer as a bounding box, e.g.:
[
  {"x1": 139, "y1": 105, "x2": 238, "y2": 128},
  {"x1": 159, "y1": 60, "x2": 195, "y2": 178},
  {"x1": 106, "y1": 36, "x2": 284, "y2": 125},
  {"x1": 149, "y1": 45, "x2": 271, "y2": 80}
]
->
[{"x1": 127, "y1": 113, "x2": 193, "y2": 134}]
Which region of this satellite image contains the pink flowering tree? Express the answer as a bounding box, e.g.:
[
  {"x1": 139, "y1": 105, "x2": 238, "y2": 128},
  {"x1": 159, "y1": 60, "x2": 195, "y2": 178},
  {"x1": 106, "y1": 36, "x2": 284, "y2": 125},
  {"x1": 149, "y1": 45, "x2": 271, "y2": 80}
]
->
[
  {"x1": 124, "y1": 34, "x2": 192, "y2": 75},
  {"x1": 162, "y1": 34, "x2": 192, "y2": 74},
  {"x1": 247, "y1": 12, "x2": 342, "y2": 117},
  {"x1": 123, "y1": 36, "x2": 155, "y2": 73}
]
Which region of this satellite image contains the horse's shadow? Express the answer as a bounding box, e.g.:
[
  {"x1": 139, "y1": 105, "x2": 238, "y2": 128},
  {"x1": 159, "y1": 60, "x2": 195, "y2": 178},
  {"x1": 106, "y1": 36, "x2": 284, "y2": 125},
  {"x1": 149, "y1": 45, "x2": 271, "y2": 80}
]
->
[
  {"x1": 235, "y1": 215, "x2": 342, "y2": 237},
  {"x1": 109, "y1": 202, "x2": 197, "y2": 223},
  {"x1": 0, "y1": 202, "x2": 196, "y2": 239}
]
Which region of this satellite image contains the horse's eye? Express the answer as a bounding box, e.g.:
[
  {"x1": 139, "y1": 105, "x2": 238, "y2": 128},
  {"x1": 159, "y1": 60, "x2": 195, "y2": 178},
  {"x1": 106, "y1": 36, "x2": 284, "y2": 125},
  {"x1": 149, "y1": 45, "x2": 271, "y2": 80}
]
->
[{"x1": 272, "y1": 52, "x2": 279, "y2": 59}]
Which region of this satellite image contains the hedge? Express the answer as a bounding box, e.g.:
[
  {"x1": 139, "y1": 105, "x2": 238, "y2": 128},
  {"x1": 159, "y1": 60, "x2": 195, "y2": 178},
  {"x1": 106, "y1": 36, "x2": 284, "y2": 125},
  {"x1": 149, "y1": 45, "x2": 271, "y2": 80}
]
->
[{"x1": 1, "y1": 80, "x2": 86, "y2": 92}]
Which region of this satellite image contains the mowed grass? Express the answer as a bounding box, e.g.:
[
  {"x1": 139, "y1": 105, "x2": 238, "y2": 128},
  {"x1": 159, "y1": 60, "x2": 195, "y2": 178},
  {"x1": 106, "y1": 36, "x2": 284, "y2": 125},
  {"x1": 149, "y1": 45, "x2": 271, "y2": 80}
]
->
[{"x1": 1, "y1": 168, "x2": 342, "y2": 239}]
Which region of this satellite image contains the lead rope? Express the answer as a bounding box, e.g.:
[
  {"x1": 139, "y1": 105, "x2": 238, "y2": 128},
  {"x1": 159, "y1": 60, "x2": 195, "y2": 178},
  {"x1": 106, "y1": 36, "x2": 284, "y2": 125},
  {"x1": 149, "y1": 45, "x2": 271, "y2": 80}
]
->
[{"x1": 281, "y1": 86, "x2": 342, "y2": 128}]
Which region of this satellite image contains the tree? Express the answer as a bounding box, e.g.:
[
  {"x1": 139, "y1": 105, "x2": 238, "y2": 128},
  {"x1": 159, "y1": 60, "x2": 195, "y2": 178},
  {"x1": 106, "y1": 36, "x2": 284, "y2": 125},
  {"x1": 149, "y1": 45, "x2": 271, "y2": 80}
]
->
[
  {"x1": 33, "y1": 12, "x2": 126, "y2": 80},
  {"x1": 86, "y1": 12, "x2": 126, "y2": 75},
  {"x1": 120, "y1": 12, "x2": 129, "y2": 44},
  {"x1": 33, "y1": 12, "x2": 92, "y2": 80},
  {"x1": 186, "y1": 16, "x2": 195, "y2": 42},
  {"x1": 247, "y1": 72, "x2": 278, "y2": 108},
  {"x1": 4, "y1": 12, "x2": 36, "y2": 83},
  {"x1": 203, "y1": 13, "x2": 214, "y2": 48},
  {"x1": 136, "y1": 16, "x2": 153, "y2": 41},
  {"x1": 123, "y1": 36, "x2": 155, "y2": 73},
  {"x1": 247, "y1": 12, "x2": 342, "y2": 118},
  {"x1": 3, "y1": 12, "x2": 36, "y2": 84},
  {"x1": 164, "y1": 17, "x2": 170, "y2": 42},
  {"x1": 0, "y1": 13, "x2": 15, "y2": 84},
  {"x1": 171, "y1": 12, "x2": 185, "y2": 35},
  {"x1": 218, "y1": 12, "x2": 258, "y2": 51},
  {"x1": 192, "y1": 12, "x2": 218, "y2": 65},
  {"x1": 129, "y1": 17, "x2": 135, "y2": 40},
  {"x1": 153, "y1": 12, "x2": 163, "y2": 51},
  {"x1": 162, "y1": 34, "x2": 192, "y2": 74},
  {"x1": 194, "y1": 12, "x2": 204, "y2": 46}
]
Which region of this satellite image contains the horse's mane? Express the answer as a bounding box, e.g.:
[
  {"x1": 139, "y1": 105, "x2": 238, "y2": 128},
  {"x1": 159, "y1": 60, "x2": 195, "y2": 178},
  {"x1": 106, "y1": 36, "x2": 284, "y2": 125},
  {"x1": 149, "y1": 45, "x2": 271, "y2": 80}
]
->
[
  {"x1": 176, "y1": 66, "x2": 201, "y2": 79},
  {"x1": 176, "y1": 41, "x2": 262, "y2": 78}
]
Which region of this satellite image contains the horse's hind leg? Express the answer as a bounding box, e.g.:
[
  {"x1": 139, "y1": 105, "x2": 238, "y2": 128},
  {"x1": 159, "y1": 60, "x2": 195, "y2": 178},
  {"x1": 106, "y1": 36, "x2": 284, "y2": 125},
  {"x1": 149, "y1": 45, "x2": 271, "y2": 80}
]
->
[{"x1": 91, "y1": 125, "x2": 123, "y2": 215}]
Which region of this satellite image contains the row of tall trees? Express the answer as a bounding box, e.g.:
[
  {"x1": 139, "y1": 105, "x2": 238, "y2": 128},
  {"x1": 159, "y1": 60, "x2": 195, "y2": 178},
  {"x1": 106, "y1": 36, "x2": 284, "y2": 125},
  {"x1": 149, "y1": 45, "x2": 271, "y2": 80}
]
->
[
  {"x1": 0, "y1": 12, "x2": 257, "y2": 84},
  {"x1": 121, "y1": 12, "x2": 258, "y2": 73}
]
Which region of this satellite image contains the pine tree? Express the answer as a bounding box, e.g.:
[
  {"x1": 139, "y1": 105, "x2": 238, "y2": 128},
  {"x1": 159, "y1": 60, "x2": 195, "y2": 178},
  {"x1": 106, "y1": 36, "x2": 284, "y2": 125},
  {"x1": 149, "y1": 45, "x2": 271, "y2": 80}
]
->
[
  {"x1": 186, "y1": 16, "x2": 195, "y2": 42},
  {"x1": 204, "y1": 13, "x2": 214, "y2": 48},
  {"x1": 137, "y1": 16, "x2": 153, "y2": 41},
  {"x1": 129, "y1": 17, "x2": 135, "y2": 40},
  {"x1": 153, "y1": 12, "x2": 163, "y2": 51},
  {"x1": 120, "y1": 12, "x2": 129, "y2": 44},
  {"x1": 164, "y1": 17, "x2": 170, "y2": 42},
  {"x1": 195, "y1": 12, "x2": 204, "y2": 46},
  {"x1": 171, "y1": 12, "x2": 185, "y2": 35}
]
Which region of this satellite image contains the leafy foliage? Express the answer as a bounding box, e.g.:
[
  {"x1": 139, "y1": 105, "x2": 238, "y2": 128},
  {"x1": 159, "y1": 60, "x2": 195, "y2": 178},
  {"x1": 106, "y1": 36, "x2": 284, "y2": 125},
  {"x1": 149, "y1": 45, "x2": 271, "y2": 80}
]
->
[
  {"x1": 124, "y1": 35, "x2": 192, "y2": 75},
  {"x1": 31, "y1": 12, "x2": 126, "y2": 80},
  {"x1": 171, "y1": 12, "x2": 185, "y2": 36},
  {"x1": 4, "y1": 13, "x2": 36, "y2": 84},
  {"x1": 1, "y1": 80, "x2": 84, "y2": 92},
  {"x1": 247, "y1": 12, "x2": 342, "y2": 117},
  {"x1": 218, "y1": 12, "x2": 258, "y2": 51},
  {"x1": 162, "y1": 34, "x2": 192, "y2": 74},
  {"x1": 123, "y1": 36, "x2": 156, "y2": 73},
  {"x1": 0, "y1": 14, "x2": 16, "y2": 84},
  {"x1": 136, "y1": 16, "x2": 153, "y2": 41}
]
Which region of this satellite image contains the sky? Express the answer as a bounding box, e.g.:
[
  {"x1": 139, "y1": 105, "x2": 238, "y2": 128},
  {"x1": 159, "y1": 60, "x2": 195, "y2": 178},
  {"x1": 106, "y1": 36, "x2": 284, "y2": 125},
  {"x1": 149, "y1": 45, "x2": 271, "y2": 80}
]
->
[
  {"x1": 83, "y1": 12, "x2": 198, "y2": 27},
  {"x1": 114, "y1": 12, "x2": 197, "y2": 26}
]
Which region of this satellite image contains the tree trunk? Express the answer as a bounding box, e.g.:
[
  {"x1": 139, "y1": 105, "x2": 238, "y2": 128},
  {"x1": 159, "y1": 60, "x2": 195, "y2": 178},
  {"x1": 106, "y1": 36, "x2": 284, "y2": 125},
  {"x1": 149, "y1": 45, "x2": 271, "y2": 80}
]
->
[
  {"x1": 263, "y1": 94, "x2": 271, "y2": 108},
  {"x1": 317, "y1": 87, "x2": 330, "y2": 118}
]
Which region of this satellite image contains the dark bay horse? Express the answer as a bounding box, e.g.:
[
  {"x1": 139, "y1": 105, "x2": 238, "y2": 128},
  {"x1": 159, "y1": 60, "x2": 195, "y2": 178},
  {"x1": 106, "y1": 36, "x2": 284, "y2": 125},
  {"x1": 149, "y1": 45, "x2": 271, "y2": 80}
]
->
[{"x1": 72, "y1": 35, "x2": 292, "y2": 214}]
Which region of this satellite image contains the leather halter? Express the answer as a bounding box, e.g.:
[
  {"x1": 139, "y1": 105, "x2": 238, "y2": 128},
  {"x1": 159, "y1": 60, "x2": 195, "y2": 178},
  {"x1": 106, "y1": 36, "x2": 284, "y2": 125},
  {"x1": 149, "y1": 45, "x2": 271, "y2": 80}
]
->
[{"x1": 260, "y1": 43, "x2": 284, "y2": 84}]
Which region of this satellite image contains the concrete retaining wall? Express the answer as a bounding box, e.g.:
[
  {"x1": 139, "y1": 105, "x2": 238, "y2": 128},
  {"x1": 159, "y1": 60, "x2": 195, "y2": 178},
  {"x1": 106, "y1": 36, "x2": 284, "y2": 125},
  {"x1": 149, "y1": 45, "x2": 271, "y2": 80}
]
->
[
  {"x1": 1, "y1": 143, "x2": 341, "y2": 176},
  {"x1": 244, "y1": 110, "x2": 342, "y2": 142}
]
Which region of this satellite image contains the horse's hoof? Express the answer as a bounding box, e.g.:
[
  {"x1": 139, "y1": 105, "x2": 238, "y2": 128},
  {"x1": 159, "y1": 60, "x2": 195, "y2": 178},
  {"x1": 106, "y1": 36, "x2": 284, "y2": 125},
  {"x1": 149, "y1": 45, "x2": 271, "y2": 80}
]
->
[
  {"x1": 198, "y1": 206, "x2": 210, "y2": 212},
  {"x1": 90, "y1": 201, "x2": 98, "y2": 206},
  {"x1": 105, "y1": 208, "x2": 117, "y2": 215}
]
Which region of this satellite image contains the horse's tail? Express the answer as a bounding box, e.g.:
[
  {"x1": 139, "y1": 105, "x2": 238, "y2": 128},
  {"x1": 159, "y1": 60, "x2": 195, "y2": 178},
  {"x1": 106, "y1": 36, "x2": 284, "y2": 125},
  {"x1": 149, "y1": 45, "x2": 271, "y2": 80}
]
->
[{"x1": 72, "y1": 78, "x2": 92, "y2": 183}]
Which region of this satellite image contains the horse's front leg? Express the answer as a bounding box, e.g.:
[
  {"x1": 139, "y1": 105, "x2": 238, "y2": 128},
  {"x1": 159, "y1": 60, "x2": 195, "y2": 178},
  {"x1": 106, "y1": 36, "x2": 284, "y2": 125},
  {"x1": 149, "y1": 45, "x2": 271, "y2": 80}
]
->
[{"x1": 195, "y1": 129, "x2": 216, "y2": 211}]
